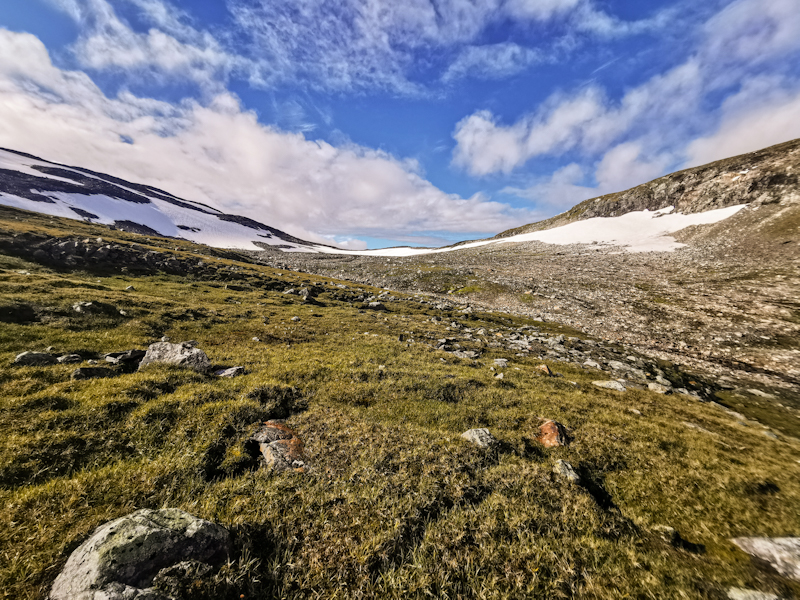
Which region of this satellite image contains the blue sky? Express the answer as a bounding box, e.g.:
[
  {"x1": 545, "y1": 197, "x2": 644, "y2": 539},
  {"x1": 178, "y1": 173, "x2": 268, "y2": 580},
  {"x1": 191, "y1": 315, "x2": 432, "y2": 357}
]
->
[{"x1": 0, "y1": 0, "x2": 799, "y2": 249}]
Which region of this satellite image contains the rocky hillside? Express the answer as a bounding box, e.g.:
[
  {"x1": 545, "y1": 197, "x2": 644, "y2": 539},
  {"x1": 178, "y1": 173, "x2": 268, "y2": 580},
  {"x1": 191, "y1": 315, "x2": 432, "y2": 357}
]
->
[{"x1": 496, "y1": 137, "x2": 800, "y2": 238}]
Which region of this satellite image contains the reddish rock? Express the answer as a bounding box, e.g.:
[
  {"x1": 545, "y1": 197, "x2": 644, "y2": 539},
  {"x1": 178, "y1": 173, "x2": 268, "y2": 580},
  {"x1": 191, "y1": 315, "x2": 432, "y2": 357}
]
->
[
  {"x1": 537, "y1": 364, "x2": 553, "y2": 376},
  {"x1": 538, "y1": 420, "x2": 569, "y2": 448},
  {"x1": 252, "y1": 421, "x2": 307, "y2": 472}
]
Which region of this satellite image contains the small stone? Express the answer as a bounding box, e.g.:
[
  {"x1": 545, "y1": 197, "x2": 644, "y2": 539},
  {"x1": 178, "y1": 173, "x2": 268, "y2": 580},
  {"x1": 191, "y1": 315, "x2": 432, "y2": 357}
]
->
[
  {"x1": 731, "y1": 537, "x2": 800, "y2": 581},
  {"x1": 57, "y1": 354, "x2": 83, "y2": 364},
  {"x1": 583, "y1": 360, "x2": 601, "y2": 369},
  {"x1": 494, "y1": 372, "x2": 504, "y2": 379},
  {"x1": 593, "y1": 380, "x2": 626, "y2": 392},
  {"x1": 553, "y1": 459, "x2": 580, "y2": 482},
  {"x1": 537, "y1": 364, "x2": 553, "y2": 376},
  {"x1": 538, "y1": 420, "x2": 569, "y2": 448},
  {"x1": 367, "y1": 302, "x2": 386, "y2": 310},
  {"x1": 493, "y1": 358, "x2": 508, "y2": 368},
  {"x1": 125, "y1": 285, "x2": 135, "y2": 291},
  {"x1": 71, "y1": 367, "x2": 114, "y2": 380},
  {"x1": 628, "y1": 408, "x2": 642, "y2": 416},
  {"x1": 763, "y1": 431, "x2": 779, "y2": 440},
  {"x1": 461, "y1": 428, "x2": 498, "y2": 448},
  {"x1": 215, "y1": 366, "x2": 246, "y2": 378},
  {"x1": 14, "y1": 351, "x2": 58, "y2": 366},
  {"x1": 648, "y1": 382, "x2": 672, "y2": 394},
  {"x1": 727, "y1": 588, "x2": 783, "y2": 600},
  {"x1": 46, "y1": 346, "x2": 56, "y2": 352},
  {"x1": 291, "y1": 316, "x2": 301, "y2": 322},
  {"x1": 118, "y1": 310, "x2": 128, "y2": 316},
  {"x1": 160, "y1": 336, "x2": 170, "y2": 342},
  {"x1": 252, "y1": 337, "x2": 261, "y2": 342}
]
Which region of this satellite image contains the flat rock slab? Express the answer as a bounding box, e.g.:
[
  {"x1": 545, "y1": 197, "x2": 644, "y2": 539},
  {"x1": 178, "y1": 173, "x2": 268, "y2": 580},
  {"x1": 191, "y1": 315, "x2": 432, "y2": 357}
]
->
[
  {"x1": 104, "y1": 350, "x2": 146, "y2": 365},
  {"x1": 57, "y1": 354, "x2": 83, "y2": 364},
  {"x1": 252, "y1": 422, "x2": 307, "y2": 471},
  {"x1": 14, "y1": 351, "x2": 57, "y2": 366},
  {"x1": 138, "y1": 342, "x2": 211, "y2": 372},
  {"x1": 538, "y1": 420, "x2": 569, "y2": 448},
  {"x1": 71, "y1": 367, "x2": 115, "y2": 380},
  {"x1": 727, "y1": 588, "x2": 783, "y2": 600},
  {"x1": 593, "y1": 380, "x2": 626, "y2": 392},
  {"x1": 50, "y1": 508, "x2": 231, "y2": 600},
  {"x1": 732, "y1": 537, "x2": 800, "y2": 581},
  {"x1": 215, "y1": 366, "x2": 246, "y2": 378},
  {"x1": 461, "y1": 428, "x2": 498, "y2": 448}
]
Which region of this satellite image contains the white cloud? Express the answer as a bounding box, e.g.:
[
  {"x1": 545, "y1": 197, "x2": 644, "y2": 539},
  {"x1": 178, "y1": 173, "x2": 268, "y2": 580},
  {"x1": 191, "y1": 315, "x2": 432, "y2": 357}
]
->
[
  {"x1": 48, "y1": 0, "x2": 244, "y2": 89},
  {"x1": 442, "y1": 43, "x2": 543, "y2": 83},
  {"x1": 504, "y1": 142, "x2": 670, "y2": 208},
  {"x1": 0, "y1": 28, "x2": 531, "y2": 246},
  {"x1": 451, "y1": 0, "x2": 800, "y2": 178},
  {"x1": 686, "y1": 80, "x2": 800, "y2": 166},
  {"x1": 231, "y1": 0, "x2": 656, "y2": 92}
]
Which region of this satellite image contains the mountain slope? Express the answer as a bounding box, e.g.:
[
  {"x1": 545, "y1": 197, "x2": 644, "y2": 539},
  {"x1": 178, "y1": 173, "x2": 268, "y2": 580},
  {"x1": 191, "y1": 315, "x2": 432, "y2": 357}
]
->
[
  {"x1": 0, "y1": 147, "x2": 326, "y2": 252},
  {"x1": 495, "y1": 137, "x2": 800, "y2": 239}
]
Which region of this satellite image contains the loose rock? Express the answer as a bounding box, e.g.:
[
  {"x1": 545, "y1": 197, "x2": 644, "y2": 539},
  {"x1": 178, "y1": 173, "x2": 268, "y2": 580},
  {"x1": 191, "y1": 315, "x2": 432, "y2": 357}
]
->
[
  {"x1": 538, "y1": 420, "x2": 570, "y2": 448},
  {"x1": 537, "y1": 364, "x2": 553, "y2": 376},
  {"x1": 731, "y1": 537, "x2": 800, "y2": 581},
  {"x1": 14, "y1": 351, "x2": 57, "y2": 366},
  {"x1": 461, "y1": 428, "x2": 498, "y2": 448},
  {"x1": 648, "y1": 382, "x2": 672, "y2": 394},
  {"x1": 216, "y1": 366, "x2": 246, "y2": 378},
  {"x1": 727, "y1": 588, "x2": 783, "y2": 600},
  {"x1": 553, "y1": 459, "x2": 580, "y2": 482},
  {"x1": 593, "y1": 380, "x2": 626, "y2": 392},
  {"x1": 71, "y1": 367, "x2": 115, "y2": 380},
  {"x1": 49, "y1": 508, "x2": 231, "y2": 600},
  {"x1": 252, "y1": 422, "x2": 307, "y2": 471},
  {"x1": 138, "y1": 342, "x2": 211, "y2": 372},
  {"x1": 104, "y1": 349, "x2": 146, "y2": 365},
  {"x1": 57, "y1": 354, "x2": 83, "y2": 364}
]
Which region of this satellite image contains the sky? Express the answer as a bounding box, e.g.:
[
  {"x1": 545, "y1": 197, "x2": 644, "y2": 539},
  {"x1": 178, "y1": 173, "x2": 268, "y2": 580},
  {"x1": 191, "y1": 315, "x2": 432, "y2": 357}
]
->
[{"x1": 0, "y1": 0, "x2": 798, "y2": 249}]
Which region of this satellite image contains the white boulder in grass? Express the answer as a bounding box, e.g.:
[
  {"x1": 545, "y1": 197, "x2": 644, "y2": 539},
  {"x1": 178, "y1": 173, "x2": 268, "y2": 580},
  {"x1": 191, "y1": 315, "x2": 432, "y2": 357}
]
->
[{"x1": 138, "y1": 341, "x2": 211, "y2": 372}]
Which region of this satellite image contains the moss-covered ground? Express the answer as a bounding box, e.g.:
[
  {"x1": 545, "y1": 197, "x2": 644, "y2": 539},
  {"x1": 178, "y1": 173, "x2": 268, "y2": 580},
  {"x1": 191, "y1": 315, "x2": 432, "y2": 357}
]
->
[{"x1": 1, "y1": 215, "x2": 799, "y2": 599}]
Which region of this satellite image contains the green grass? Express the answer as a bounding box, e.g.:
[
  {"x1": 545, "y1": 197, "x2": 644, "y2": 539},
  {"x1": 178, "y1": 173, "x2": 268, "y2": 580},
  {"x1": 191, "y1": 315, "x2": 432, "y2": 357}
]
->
[{"x1": 1, "y1": 214, "x2": 800, "y2": 599}]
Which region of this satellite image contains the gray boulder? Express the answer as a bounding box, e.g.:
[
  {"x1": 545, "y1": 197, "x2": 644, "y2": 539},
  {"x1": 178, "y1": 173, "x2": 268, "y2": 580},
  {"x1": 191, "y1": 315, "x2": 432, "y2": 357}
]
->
[
  {"x1": 367, "y1": 302, "x2": 386, "y2": 310},
  {"x1": 215, "y1": 366, "x2": 246, "y2": 378},
  {"x1": 138, "y1": 342, "x2": 211, "y2": 372},
  {"x1": 14, "y1": 351, "x2": 58, "y2": 366},
  {"x1": 732, "y1": 537, "x2": 800, "y2": 581},
  {"x1": 57, "y1": 354, "x2": 84, "y2": 364},
  {"x1": 553, "y1": 459, "x2": 580, "y2": 482},
  {"x1": 49, "y1": 508, "x2": 231, "y2": 600},
  {"x1": 461, "y1": 428, "x2": 498, "y2": 448}
]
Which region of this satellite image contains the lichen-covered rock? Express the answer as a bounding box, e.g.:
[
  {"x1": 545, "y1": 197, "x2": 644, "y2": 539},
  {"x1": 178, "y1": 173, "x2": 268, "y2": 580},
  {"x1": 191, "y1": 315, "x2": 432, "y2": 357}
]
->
[
  {"x1": 460, "y1": 428, "x2": 498, "y2": 448},
  {"x1": 731, "y1": 537, "x2": 800, "y2": 581},
  {"x1": 138, "y1": 342, "x2": 211, "y2": 372},
  {"x1": 49, "y1": 508, "x2": 231, "y2": 600},
  {"x1": 14, "y1": 351, "x2": 57, "y2": 366},
  {"x1": 553, "y1": 459, "x2": 580, "y2": 482},
  {"x1": 252, "y1": 422, "x2": 307, "y2": 471},
  {"x1": 538, "y1": 420, "x2": 569, "y2": 448}
]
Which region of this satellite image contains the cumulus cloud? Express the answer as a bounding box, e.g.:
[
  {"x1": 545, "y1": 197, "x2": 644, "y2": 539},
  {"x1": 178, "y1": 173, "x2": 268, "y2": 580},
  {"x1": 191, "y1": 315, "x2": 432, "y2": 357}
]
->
[
  {"x1": 0, "y1": 28, "x2": 531, "y2": 246},
  {"x1": 505, "y1": 142, "x2": 670, "y2": 208},
  {"x1": 453, "y1": 0, "x2": 800, "y2": 179}
]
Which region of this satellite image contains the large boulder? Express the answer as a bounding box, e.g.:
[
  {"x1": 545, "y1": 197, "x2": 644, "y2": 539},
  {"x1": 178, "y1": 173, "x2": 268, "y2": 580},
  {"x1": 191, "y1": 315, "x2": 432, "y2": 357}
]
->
[
  {"x1": 138, "y1": 342, "x2": 211, "y2": 372},
  {"x1": 50, "y1": 508, "x2": 231, "y2": 600},
  {"x1": 732, "y1": 537, "x2": 800, "y2": 581}
]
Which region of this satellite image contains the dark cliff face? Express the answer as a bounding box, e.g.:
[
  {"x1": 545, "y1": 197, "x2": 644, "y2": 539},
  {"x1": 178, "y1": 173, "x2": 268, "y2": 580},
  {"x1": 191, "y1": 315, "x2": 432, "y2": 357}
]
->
[{"x1": 496, "y1": 137, "x2": 800, "y2": 238}]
